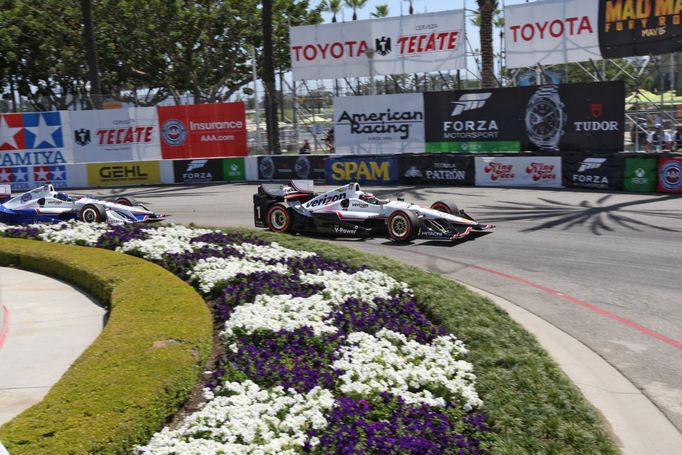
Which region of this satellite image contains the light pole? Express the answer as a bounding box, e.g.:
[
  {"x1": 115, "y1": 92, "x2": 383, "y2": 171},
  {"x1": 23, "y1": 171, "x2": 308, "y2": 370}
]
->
[{"x1": 251, "y1": 46, "x2": 263, "y2": 152}]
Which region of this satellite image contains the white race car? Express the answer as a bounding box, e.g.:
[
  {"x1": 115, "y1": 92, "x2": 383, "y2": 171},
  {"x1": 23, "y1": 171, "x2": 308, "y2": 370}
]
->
[{"x1": 254, "y1": 181, "x2": 494, "y2": 242}]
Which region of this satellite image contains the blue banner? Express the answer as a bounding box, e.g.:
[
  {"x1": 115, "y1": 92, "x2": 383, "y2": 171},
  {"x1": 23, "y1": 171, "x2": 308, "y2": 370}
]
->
[{"x1": 326, "y1": 156, "x2": 398, "y2": 185}]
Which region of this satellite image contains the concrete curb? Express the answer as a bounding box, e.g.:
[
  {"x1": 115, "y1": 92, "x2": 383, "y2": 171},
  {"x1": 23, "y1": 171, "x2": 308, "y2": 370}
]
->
[
  {"x1": 464, "y1": 284, "x2": 682, "y2": 455},
  {"x1": 0, "y1": 305, "x2": 8, "y2": 351}
]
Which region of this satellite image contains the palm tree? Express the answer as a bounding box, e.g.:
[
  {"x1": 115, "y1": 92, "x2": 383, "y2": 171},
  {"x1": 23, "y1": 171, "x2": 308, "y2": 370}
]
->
[
  {"x1": 371, "y1": 4, "x2": 389, "y2": 18},
  {"x1": 321, "y1": 0, "x2": 342, "y2": 23},
  {"x1": 345, "y1": 0, "x2": 368, "y2": 20},
  {"x1": 477, "y1": 0, "x2": 497, "y2": 88}
]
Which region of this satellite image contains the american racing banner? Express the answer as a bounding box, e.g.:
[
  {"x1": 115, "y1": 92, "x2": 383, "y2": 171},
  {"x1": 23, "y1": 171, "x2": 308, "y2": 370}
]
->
[
  {"x1": 173, "y1": 158, "x2": 224, "y2": 184},
  {"x1": 599, "y1": 0, "x2": 682, "y2": 57},
  {"x1": 505, "y1": 0, "x2": 602, "y2": 68},
  {"x1": 334, "y1": 94, "x2": 424, "y2": 155},
  {"x1": 657, "y1": 157, "x2": 682, "y2": 193},
  {"x1": 158, "y1": 102, "x2": 247, "y2": 160},
  {"x1": 326, "y1": 156, "x2": 399, "y2": 185},
  {"x1": 424, "y1": 81, "x2": 624, "y2": 153},
  {"x1": 562, "y1": 155, "x2": 624, "y2": 190},
  {"x1": 475, "y1": 156, "x2": 563, "y2": 188},
  {"x1": 0, "y1": 111, "x2": 73, "y2": 168},
  {"x1": 257, "y1": 155, "x2": 327, "y2": 181},
  {"x1": 290, "y1": 10, "x2": 466, "y2": 80},
  {"x1": 398, "y1": 154, "x2": 475, "y2": 185}
]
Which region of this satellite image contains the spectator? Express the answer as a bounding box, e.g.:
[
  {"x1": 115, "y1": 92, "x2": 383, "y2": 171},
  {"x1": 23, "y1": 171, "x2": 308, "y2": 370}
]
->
[
  {"x1": 673, "y1": 124, "x2": 682, "y2": 151},
  {"x1": 630, "y1": 119, "x2": 648, "y2": 151},
  {"x1": 647, "y1": 123, "x2": 671, "y2": 152},
  {"x1": 299, "y1": 139, "x2": 311, "y2": 154}
]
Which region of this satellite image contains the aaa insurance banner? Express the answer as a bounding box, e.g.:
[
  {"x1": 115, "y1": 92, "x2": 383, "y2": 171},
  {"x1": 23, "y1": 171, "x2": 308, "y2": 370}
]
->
[
  {"x1": 505, "y1": 0, "x2": 602, "y2": 68},
  {"x1": 290, "y1": 10, "x2": 465, "y2": 80}
]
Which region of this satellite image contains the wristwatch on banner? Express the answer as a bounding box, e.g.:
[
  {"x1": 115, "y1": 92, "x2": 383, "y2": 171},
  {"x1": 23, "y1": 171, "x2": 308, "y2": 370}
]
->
[{"x1": 524, "y1": 84, "x2": 566, "y2": 152}]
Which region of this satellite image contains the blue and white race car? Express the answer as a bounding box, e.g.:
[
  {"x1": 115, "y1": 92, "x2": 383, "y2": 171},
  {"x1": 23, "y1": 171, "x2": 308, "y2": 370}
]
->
[{"x1": 0, "y1": 184, "x2": 166, "y2": 224}]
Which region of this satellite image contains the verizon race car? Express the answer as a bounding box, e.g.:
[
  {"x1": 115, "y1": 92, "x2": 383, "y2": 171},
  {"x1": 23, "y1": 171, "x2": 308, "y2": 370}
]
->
[
  {"x1": 0, "y1": 184, "x2": 166, "y2": 225},
  {"x1": 254, "y1": 181, "x2": 494, "y2": 242}
]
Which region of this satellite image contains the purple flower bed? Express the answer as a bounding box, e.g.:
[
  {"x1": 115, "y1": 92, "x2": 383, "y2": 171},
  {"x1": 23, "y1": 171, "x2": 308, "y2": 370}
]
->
[{"x1": 96, "y1": 224, "x2": 150, "y2": 250}]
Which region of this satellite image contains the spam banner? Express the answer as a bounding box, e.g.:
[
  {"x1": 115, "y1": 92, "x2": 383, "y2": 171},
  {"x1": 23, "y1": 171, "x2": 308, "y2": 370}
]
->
[
  {"x1": 173, "y1": 158, "x2": 224, "y2": 184},
  {"x1": 257, "y1": 155, "x2": 327, "y2": 181},
  {"x1": 475, "y1": 156, "x2": 562, "y2": 188},
  {"x1": 658, "y1": 157, "x2": 682, "y2": 193},
  {"x1": 399, "y1": 154, "x2": 475, "y2": 185},
  {"x1": 562, "y1": 155, "x2": 624, "y2": 190},
  {"x1": 424, "y1": 82, "x2": 624, "y2": 153},
  {"x1": 87, "y1": 161, "x2": 160, "y2": 186},
  {"x1": 326, "y1": 156, "x2": 399, "y2": 185}
]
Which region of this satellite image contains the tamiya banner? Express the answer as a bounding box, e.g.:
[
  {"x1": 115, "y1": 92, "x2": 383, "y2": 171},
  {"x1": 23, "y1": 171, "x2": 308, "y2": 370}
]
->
[
  {"x1": 624, "y1": 157, "x2": 658, "y2": 192},
  {"x1": 562, "y1": 155, "x2": 624, "y2": 190},
  {"x1": 424, "y1": 81, "x2": 624, "y2": 153},
  {"x1": 158, "y1": 102, "x2": 247, "y2": 160},
  {"x1": 0, "y1": 111, "x2": 73, "y2": 167},
  {"x1": 334, "y1": 94, "x2": 424, "y2": 155},
  {"x1": 398, "y1": 154, "x2": 475, "y2": 185},
  {"x1": 474, "y1": 156, "x2": 563, "y2": 188},
  {"x1": 257, "y1": 155, "x2": 327, "y2": 181},
  {"x1": 326, "y1": 156, "x2": 399, "y2": 185},
  {"x1": 657, "y1": 157, "x2": 682, "y2": 193},
  {"x1": 505, "y1": 0, "x2": 602, "y2": 68},
  {"x1": 173, "y1": 158, "x2": 224, "y2": 184},
  {"x1": 290, "y1": 10, "x2": 466, "y2": 80},
  {"x1": 599, "y1": 0, "x2": 682, "y2": 57}
]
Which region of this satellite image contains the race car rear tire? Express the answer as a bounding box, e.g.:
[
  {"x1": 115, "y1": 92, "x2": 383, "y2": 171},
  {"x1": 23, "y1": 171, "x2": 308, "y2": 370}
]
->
[
  {"x1": 79, "y1": 204, "x2": 107, "y2": 223},
  {"x1": 430, "y1": 200, "x2": 459, "y2": 215},
  {"x1": 113, "y1": 196, "x2": 138, "y2": 207},
  {"x1": 387, "y1": 210, "x2": 418, "y2": 242},
  {"x1": 266, "y1": 203, "x2": 293, "y2": 233}
]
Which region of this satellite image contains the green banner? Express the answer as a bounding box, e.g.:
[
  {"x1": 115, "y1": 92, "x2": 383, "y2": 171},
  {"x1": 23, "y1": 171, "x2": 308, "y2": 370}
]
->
[
  {"x1": 222, "y1": 158, "x2": 245, "y2": 181},
  {"x1": 426, "y1": 141, "x2": 521, "y2": 153},
  {"x1": 624, "y1": 158, "x2": 657, "y2": 193}
]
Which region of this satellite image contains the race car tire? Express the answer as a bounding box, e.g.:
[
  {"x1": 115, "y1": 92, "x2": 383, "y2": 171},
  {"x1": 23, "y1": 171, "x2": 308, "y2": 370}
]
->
[
  {"x1": 266, "y1": 203, "x2": 293, "y2": 233},
  {"x1": 113, "y1": 196, "x2": 138, "y2": 207},
  {"x1": 387, "y1": 210, "x2": 418, "y2": 242},
  {"x1": 430, "y1": 200, "x2": 459, "y2": 215},
  {"x1": 79, "y1": 204, "x2": 107, "y2": 223}
]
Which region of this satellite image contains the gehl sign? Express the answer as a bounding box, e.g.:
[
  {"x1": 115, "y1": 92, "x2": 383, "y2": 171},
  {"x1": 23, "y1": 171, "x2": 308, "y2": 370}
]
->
[{"x1": 88, "y1": 161, "x2": 160, "y2": 186}]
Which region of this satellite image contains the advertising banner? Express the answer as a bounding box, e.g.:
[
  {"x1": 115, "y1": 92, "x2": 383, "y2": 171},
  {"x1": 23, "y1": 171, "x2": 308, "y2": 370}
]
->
[
  {"x1": 173, "y1": 159, "x2": 224, "y2": 184},
  {"x1": 326, "y1": 156, "x2": 398, "y2": 185},
  {"x1": 505, "y1": 0, "x2": 602, "y2": 68},
  {"x1": 562, "y1": 155, "x2": 624, "y2": 190},
  {"x1": 657, "y1": 157, "x2": 682, "y2": 193},
  {"x1": 624, "y1": 157, "x2": 658, "y2": 192},
  {"x1": 0, "y1": 111, "x2": 73, "y2": 167},
  {"x1": 87, "y1": 161, "x2": 161, "y2": 186},
  {"x1": 424, "y1": 82, "x2": 624, "y2": 153},
  {"x1": 257, "y1": 155, "x2": 327, "y2": 181},
  {"x1": 129, "y1": 106, "x2": 162, "y2": 161},
  {"x1": 334, "y1": 94, "x2": 424, "y2": 155},
  {"x1": 399, "y1": 154, "x2": 475, "y2": 185},
  {"x1": 290, "y1": 10, "x2": 466, "y2": 80},
  {"x1": 158, "y1": 102, "x2": 247, "y2": 160},
  {"x1": 71, "y1": 109, "x2": 136, "y2": 163},
  {"x1": 475, "y1": 156, "x2": 563, "y2": 188},
  {"x1": 599, "y1": 0, "x2": 682, "y2": 58},
  {"x1": 223, "y1": 157, "x2": 246, "y2": 181}
]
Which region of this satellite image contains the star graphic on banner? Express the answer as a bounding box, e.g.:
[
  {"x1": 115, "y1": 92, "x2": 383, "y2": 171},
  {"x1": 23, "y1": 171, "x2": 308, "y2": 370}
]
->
[
  {"x1": 52, "y1": 167, "x2": 65, "y2": 180},
  {"x1": 28, "y1": 114, "x2": 60, "y2": 148},
  {"x1": 14, "y1": 168, "x2": 27, "y2": 182},
  {"x1": 35, "y1": 167, "x2": 50, "y2": 181},
  {"x1": 0, "y1": 115, "x2": 22, "y2": 149},
  {"x1": 0, "y1": 168, "x2": 10, "y2": 182}
]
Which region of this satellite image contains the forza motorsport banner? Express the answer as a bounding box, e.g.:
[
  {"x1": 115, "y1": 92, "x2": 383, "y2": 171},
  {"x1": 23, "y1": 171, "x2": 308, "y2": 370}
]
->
[
  {"x1": 475, "y1": 156, "x2": 562, "y2": 188},
  {"x1": 334, "y1": 94, "x2": 424, "y2": 155},
  {"x1": 624, "y1": 157, "x2": 658, "y2": 192},
  {"x1": 0, "y1": 111, "x2": 73, "y2": 167},
  {"x1": 424, "y1": 81, "x2": 624, "y2": 153},
  {"x1": 158, "y1": 102, "x2": 247, "y2": 160},
  {"x1": 87, "y1": 161, "x2": 161, "y2": 186},
  {"x1": 398, "y1": 154, "x2": 475, "y2": 185},
  {"x1": 562, "y1": 155, "x2": 624, "y2": 190},
  {"x1": 657, "y1": 157, "x2": 682, "y2": 193},
  {"x1": 505, "y1": 0, "x2": 602, "y2": 68},
  {"x1": 599, "y1": 0, "x2": 682, "y2": 58},
  {"x1": 257, "y1": 155, "x2": 327, "y2": 181},
  {"x1": 290, "y1": 10, "x2": 466, "y2": 80},
  {"x1": 173, "y1": 159, "x2": 224, "y2": 184},
  {"x1": 326, "y1": 156, "x2": 399, "y2": 185}
]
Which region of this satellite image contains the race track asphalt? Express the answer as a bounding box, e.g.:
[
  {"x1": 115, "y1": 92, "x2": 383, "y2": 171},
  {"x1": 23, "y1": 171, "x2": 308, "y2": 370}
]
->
[{"x1": 92, "y1": 182, "x2": 682, "y2": 437}]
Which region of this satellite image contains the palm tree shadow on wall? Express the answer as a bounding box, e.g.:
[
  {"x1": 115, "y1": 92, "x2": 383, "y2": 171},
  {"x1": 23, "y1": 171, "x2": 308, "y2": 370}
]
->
[{"x1": 480, "y1": 194, "x2": 682, "y2": 235}]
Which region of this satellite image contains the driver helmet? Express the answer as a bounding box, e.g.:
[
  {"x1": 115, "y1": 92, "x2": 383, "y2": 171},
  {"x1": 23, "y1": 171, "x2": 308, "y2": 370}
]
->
[
  {"x1": 55, "y1": 192, "x2": 70, "y2": 201},
  {"x1": 359, "y1": 192, "x2": 375, "y2": 201}
]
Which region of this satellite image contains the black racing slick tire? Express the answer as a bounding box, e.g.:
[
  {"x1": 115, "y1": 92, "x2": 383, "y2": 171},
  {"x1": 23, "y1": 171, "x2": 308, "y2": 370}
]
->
[
  {"x1": 387, "y1": 210, "x2": 418, "y2": 242},
  {"x1": 113, "y1": 196, "x2": 138, "y2": 207},
  {"x1": 79, "y1": 203, "x2": 107, "y2": 223},
  {"x1": 266, "y1": 203, "x2": 293, "y2": 233},
  {"x1": 430, "y1": 200, "x2": 459, "y2": 215}
]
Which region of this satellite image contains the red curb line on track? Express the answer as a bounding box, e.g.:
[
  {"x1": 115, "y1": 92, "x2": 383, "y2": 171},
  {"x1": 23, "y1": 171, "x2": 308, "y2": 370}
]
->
[
  {"x1": 0, "y1": 304, "x2": 9, "y2": 350},
  {"x1": 402, "y1": 249, "x2": 682, "y2": 351}
]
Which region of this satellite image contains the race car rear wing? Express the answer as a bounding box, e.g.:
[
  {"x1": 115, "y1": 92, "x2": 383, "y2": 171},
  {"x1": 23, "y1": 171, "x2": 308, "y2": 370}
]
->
[
  {"x1": 259, "y1": 180, "x2": 314, "y2": 198},
  {"x1": 0, "y1": 184, "x2": 11, "y2": 203}
]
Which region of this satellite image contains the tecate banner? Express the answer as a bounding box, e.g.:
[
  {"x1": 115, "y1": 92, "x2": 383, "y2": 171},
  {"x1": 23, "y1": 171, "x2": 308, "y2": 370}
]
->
[
  {"x1": 334, "y1": 94, "x2": 425, "y2": 155},
  {"x1": 290, "y1": 10, "x2": 466, "y2": 80},
  {"x1": 505, "y1": 0, "x2": 602, "y2": 68},
  {"x1": 657, "y1": 157, "x2": 682, "y2": 193},
  {"x1": 326, "y1": 156, "x2": 398, "y2": 185},
  {"x1": 0, "y1": 111, "x2": 73, "y2": 167},
  {"x1": 257, "y1": 155, "x2": 327, "y2": 181},
  {"x1": 475, "y1": 156, "x2": 563, "y2": 188},
  {"x1": 562, "y1": 155, "x2": 624, "y2": 190},
  {"x1": 399, "y1": 154, "x2": 474, "y2": 185},
  {"x1": 424, "y1": 82, "x2": 624, "y2": 153}
]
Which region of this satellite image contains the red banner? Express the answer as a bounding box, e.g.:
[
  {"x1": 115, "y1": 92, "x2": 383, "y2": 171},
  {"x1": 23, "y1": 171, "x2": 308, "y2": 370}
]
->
[
  {"x1": 658, "y1": 157, "x2": 682, "y2": 193},
  {"x1": 158, "y1": 103, "x2": 247, "y2": 159}
]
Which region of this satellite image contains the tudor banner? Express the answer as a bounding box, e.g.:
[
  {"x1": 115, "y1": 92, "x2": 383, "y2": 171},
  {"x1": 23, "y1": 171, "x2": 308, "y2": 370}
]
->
[
  {"x1": 424, "y1": 81, "x2": 625, "y2": 153},
  {"x1": 505, "y1": 0, "x2": 602, "y2": 68},
  {"x1": 290, "y1": 10, "x2": 466, "y2": 80}
]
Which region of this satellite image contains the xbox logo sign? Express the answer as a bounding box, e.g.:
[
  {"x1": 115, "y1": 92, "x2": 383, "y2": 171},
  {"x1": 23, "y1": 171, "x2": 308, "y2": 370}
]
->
[{"x1": 635, "y1": 168, "x2": 645, "y2": 178}]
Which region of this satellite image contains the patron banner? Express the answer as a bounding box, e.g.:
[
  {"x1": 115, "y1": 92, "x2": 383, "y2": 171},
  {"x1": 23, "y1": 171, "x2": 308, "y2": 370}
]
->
[
  {"x1": 505, "y1": 0, "x2": 602, "y2": 68},
  {"x1": 334, "y1": 94, "x2": 424, "y2": 155},
  {"x1": 399, "y1": 154, "x2": 475, "y2": 185},
  {"x1": 562, "y1": 155, "x2": 624, "y2": 190},
  {"x1": 475, "y1": 156, "x2": 562, "y2": 188},
  {"x1": 290, "y1": 10, "x2": 466, "y2": 80}
]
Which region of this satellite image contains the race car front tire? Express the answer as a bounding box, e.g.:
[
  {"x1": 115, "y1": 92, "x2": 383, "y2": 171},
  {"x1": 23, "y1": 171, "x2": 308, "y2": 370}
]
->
[
  {"x1": 430, "y1": 200, "x2": 459, "y2": 215},
  {"x1": 113, "y1": 196, "x2": 138, "y2": 207},
  {"x1": 387, "y1": 210, "x2": 418, "y2": 242},
  {"x1": 266, "y1": 203, "x2": 293, "y2": 233},
  {"x1": 79, "y1": 204, "x2": 107, "y2": 223}
]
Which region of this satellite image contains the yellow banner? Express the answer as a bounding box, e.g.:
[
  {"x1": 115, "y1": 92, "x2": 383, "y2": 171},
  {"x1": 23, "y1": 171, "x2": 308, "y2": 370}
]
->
[{"x1": 87, "y1": 161, "x2": 160, "y2": 186}]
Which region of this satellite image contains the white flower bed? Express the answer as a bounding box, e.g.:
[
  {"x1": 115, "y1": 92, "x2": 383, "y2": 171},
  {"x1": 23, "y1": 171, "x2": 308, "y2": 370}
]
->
[
  {"x1": 235, "y1": 242, "x2": 317, "y2": 262},
  {"x1": 190, "y1": 257, "x2": 290, "y2": 294},
  {"x1": 300, "y1": 269, "x2": 411, "y2": 306},
  {"x1": 117, "y1": 224, "x2": 213, "y2": 260},
  {"x1": 39, "y1": 221, "x2": 110, "y2": 246}
]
